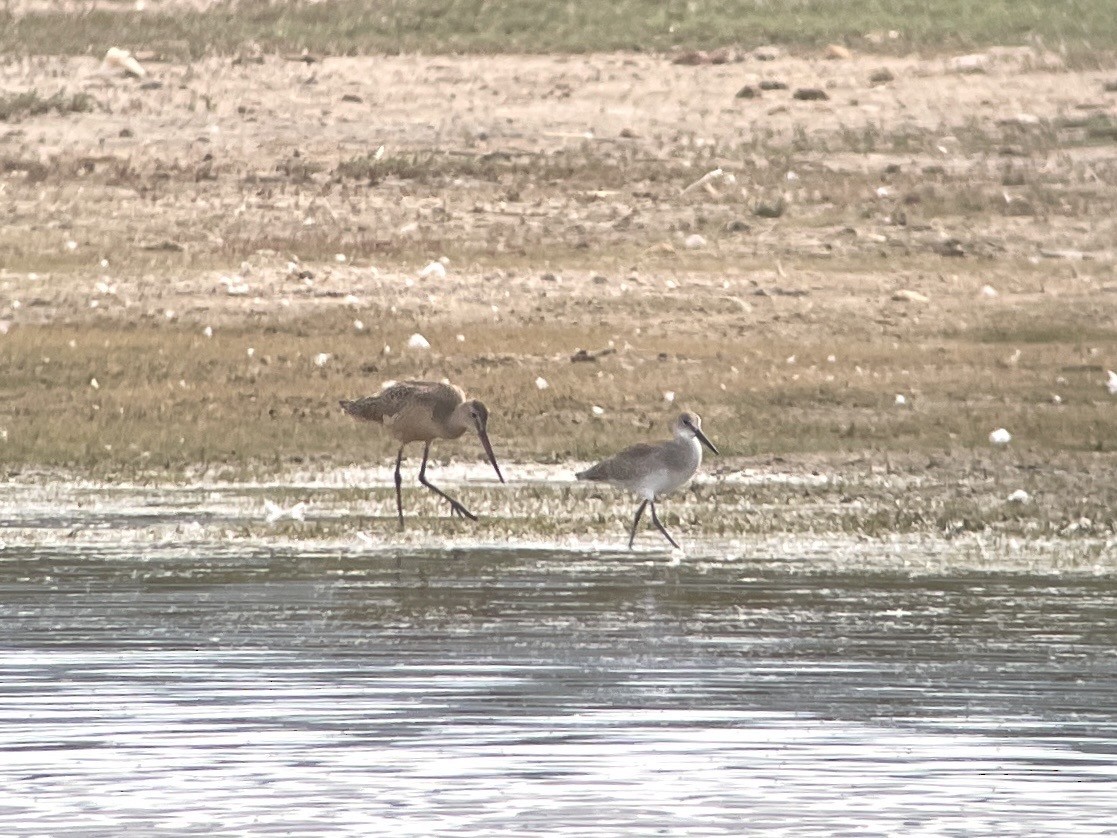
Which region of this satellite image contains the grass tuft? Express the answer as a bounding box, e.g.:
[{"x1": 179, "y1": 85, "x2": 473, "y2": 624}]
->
[
  {"x1": 2, "y1": 1, "x2": 1117, "y2": 59},
  {"x1": 0, "y1": 90, "x2": 95, "y2": 121}
]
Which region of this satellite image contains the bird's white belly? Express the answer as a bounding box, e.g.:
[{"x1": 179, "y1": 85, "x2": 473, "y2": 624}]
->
[{"x1": 627, "y1": 447, "x2": 701, "y2": 499}]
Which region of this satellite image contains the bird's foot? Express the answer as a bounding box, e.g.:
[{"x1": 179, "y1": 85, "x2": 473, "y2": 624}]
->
[{"x1": 449, "y1": 501, "x2": 479, "y2": 521}]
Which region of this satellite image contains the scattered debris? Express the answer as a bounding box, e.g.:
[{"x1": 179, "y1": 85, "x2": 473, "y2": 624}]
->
[
  {"x1": 103, "y1": 47, "x2": 146, "y2": 78},
  {"x1": 419, "y1": 260, "x2": 448, "y2": 279},
  {"x1": 949, "y1": 54, "x2": 989, "y2": 74},
  {"x1": 264, "y1": 500, "x2": 307, "y2": 523},
  {"x1": 753, "y1": 196, "x2": 786, "y2": 218},
  {"x1": 895, "y1": 394, "x2": 907, "y2": 406},
  {"x1": 931, "y1": 238, "x2": 965, "y2": 257},
  {"x1": 979, "y1": 284, "x2": 999, "y2": 298},
  {"x1": 219, "y1": 275, "x2": 250, "y2": 296},
  {"x1": 891, "y1": 289, "x2": 929, "y2": 303},
  {"x1": 1039, "y1": 248, "x2": 1092, "y2": 261},
  {"x1": 313, "y1": 352, "x2": 331, "y2": 367},
  {"x1": 535, "y1": 377, "x2": 549, "y2": 390},
  {"x1": 232, "y1": 42, "x2": 266, "y2": 66},
  {"x1": 571, "y1": 347, "x2": 615, "y2": 363},
  {"x1": 865, "y1": 29, "x2": 903, "y2": 45},
  {"x1": 989, "y1": 428, "x2": 1012, "y2": 446},
  {"x1": 672, "y1": 50, "x2": 708, "y2": 66},
  {"x1": 684, "y1": 233, "x2": 707, "y2": 250},
  {"x1": 407, "y1": 333, "x2": 431, "y2": 350},
  {"x1": 285, "y1": 50, "x2": 320, "y2": 64},
  {"x1": 1107, "y1": 370, "x2": 1117, "y2": 395},
  {"x1": 998, "y1": 113, "x2": 1041, "y2": 127},
  {"x1": 752, "y1": 45, "x2": 784, "y2": 61},
  {"x1": 591, "y1": 405, "x2": 606, "y2": 416},
  {"x1": 671, "y1": 49, "x2": 731, "y2": 66},
  {"x1": 682, "y1": 167, "x2": 736, "y2": 196},
  {"x1": 1006, "y1": 489, "x2": 1031, "y2": 504},
  {"x1": 139, "y1": 240, "x2": 184, "y2": 252},
  {"x1": 664, "y1": 391, "x2": 676, "y2": 403}
]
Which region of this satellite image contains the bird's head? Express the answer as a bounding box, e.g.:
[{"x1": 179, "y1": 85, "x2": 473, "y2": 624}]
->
[
  {"x1": 675, "y1": 411, "x2": 719, "y2": 455},
  {"x1": 464, "y1": 399, "x2": 490, "y2": 433}
]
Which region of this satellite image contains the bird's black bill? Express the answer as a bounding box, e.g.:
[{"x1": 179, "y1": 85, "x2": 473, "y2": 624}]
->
[
  {"x1": 695, "y1": 427, "x2": 719, "y2": 455},
  {"x1": 477, "y1": 425, "x2": 506, "y2": 483}
]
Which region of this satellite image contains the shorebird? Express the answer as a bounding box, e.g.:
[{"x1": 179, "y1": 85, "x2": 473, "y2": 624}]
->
[
  {"x1": 340, "y1": 381, "x2": 504, "y2": 527},
  {"x1": 576, "y1": 412, "x2": 718, "y2": 550}
]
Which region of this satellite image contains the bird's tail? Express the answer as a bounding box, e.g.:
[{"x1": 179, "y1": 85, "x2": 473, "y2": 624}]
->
[{"x1": 339, "y1": 397, "x2": 385, "y2": 423}]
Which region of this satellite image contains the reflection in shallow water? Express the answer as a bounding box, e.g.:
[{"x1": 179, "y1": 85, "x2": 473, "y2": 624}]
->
[{"x1": 0, "y1": 544, "x2": 1115, "y2": 835}]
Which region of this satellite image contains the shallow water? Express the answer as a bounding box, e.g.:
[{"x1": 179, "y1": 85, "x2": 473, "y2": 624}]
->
[{"x1": 1, "y1": 530, "x2": 1116, "y2": 834}]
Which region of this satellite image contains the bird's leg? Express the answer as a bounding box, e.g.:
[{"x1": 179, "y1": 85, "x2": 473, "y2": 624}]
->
[
  {"x1": 648, "y1": 500, "x2": 681, "y2": 550},
  {"x1": 418, "y1": 441, "x2": 478, "y2": 521},
  {"x1": 393, "y1": 445, "x2": 406, "y2": 529},
  {"x1": 628, "y1": 500, "x2": 648, "y2": 549}
]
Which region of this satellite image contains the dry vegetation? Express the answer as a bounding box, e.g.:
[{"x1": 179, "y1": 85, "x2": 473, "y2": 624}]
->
[{"x1": 1, "y1": 5, "x2": 1116, "y2": 538}]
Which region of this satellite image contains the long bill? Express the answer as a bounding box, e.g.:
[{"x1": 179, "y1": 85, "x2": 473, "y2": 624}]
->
[
  {"x1": 476, "y1": 424, "x2": 506, "y2": 483},
  {"x1": 695, "y1": 426, "x2": 719, "y2": 455}
]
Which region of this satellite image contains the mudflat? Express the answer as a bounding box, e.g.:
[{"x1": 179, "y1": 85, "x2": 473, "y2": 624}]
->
[{"x1": 1, "y1": 41, "x2": 1116, "y2": 540}]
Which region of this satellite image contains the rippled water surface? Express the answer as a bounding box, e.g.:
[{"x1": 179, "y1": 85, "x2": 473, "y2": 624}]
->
[{"x1": 1, "y1": 532, "x2": 1115, "y2": 835}]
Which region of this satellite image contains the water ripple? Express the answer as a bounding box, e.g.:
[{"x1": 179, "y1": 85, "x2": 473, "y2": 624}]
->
[{"x1": 0, "y1": 543, "x2": 1114, "y2": 834}]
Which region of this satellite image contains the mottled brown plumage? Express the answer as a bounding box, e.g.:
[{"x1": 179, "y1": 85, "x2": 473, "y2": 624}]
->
[{"x1": 340, "y1": 380, "x2": 504, "y2": 527}]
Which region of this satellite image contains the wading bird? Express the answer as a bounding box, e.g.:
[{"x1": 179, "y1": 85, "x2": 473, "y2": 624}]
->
[
  {"x1": 577, "y1": 412, "x2": 718, "y2": 550},
  {"x1": 340, "y1": 381, "x2": 504, "y2": 527}
]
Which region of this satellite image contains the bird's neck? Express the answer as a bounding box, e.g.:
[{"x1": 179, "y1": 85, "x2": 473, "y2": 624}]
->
[
  {"x1": 676, "y1": 432, "x2": 703, "y2": 461},
  {"x1": 446, "y1": 410, "x2": 472, "y2": 439}
]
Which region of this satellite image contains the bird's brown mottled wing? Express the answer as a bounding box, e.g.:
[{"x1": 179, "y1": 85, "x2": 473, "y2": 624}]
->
[
  {"x1": 392, "y1": 381, "x2": 464, "y2": 425},
  {"x1": 340, "y1": 381, "x2": 463, "y2": 425},
  {"x1": 338, "y1": 395, "x2": 387, "y2": 423}
]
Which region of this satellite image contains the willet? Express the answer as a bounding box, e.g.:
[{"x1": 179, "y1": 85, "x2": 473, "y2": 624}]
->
[
  {"x1": 576, "y1": 411, "x2": 718, "y2": 549},
  {"x1": 340, "y1": 380, "x2": 504, "y2": 527}
]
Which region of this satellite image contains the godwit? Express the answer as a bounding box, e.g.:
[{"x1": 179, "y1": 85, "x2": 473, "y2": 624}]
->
[
  {"x1": 340, "y1": 380, "x2": 504, "y2": 527},
  {"x1": 576, "y1": 412, "x2": 718, "y2": 550}
]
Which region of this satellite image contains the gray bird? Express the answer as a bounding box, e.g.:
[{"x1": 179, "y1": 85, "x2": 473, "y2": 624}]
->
[{"x1": 577, "y1": 412, "x2": 718, "y2": 549}]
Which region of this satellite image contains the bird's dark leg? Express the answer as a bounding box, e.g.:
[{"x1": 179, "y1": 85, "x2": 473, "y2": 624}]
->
[
  {"x1": 393, "y1": 445, "x2": 406, "y2": 529},
  {"x1": 628, "y1": 500, "x2": 648, "y2": 549},
  {"x1": 418, "y1": 441, "x2": 478, "y2": 521},
  {"x1": 648, "y1": 500, "x2": 680, "y2": 550}
]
